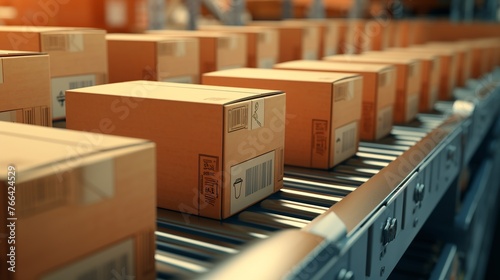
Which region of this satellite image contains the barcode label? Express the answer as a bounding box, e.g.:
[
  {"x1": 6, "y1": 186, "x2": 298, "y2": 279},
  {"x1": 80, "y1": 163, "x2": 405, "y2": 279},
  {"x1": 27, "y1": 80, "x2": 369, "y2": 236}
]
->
[
  {"x1": 18, "y1": 176, "x2": 70, "y2": 217},
  {"x1": 40, "y1": 106, "x2": 50, "y2": 126},
  {"x1": 258, "y1": 31, "x2": 272, "y2": 44},
  {"x1": 406, "y1": 94, "x2": 419, "y2": 122},
  {"x1": 302, "y1": 50, "x2": 318, "y2": 60},
  {"x1": 69, "y1": 80, "x2": 94, "y2": 89},
  {"x1": 244, "y1": 159, "x2": 273, "y2": 197},
  {"x1": 408, "y1": 63, "x2": 416, "y2": 78},
  {"x1": 42, "y1": 34, "x2": 67, "y2": 51},
  {"x1": 227, "y1": 105, "x2": 248, "y2": 132},
  {"x1": 258, "y1": 57, "x2": 276, "y2": 69},
  {"x1": 158, "y1": 41, "x2": 186, "y2": 57},
  {"x1": 334, "y1": 81, "x2": 354, "y2": 102},
  {"x1": 376, "y1": 105, "x2": 393, "y2": 139},
  {"x1": 379, "y1": 72, "x2": 388, "y2": 87},
  {"x1": 219, "y1": 36, "x2": 237, "y2": 50},
  {"x1": 51, "y1": 74, "x2": 97, "y2": 119},
  {"x1": 22, "y1": 107, "x2": 36, "y2": 124},
  {"x1": 42, "y1": 238, "x2": 134, "y2": 280},
  {"x1": 230, "y1": 151, "x2": 275, "y2": 214},
  {"x1": 162, "y1": 75, "x2": 193, "y2": 84},
  {"x1": 0, "y1": 110, "x2": 17, "y2": 122},
  {"x1": 332, "y1": 122, "x2": 358, "y2": 166}
]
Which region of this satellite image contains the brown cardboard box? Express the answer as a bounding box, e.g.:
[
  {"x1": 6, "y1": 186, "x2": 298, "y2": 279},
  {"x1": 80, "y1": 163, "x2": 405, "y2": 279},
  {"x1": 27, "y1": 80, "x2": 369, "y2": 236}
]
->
[
  {"x1": 459, "y1": 39, "x2": 491, "y2": 79},
  {"x1": 331, "y1": 19, "x2": 348, "y2": 54},
  {"x1": 3, "y1": 0, "x2": 148, "y2": 33},
  {"x1": 199, "y1": 25, "x2": 279, "y2": 68},
  {"x1": 365, "y1": 17, "x2": 391, "y2": 51},
  {"x1": 274, "y1": 60, "x2": 396, "y2": 141},
  {"x1": 394, "y1": 20, "x2": 429, "y2": 47},
  {"x1": 273, "y1": 60, "x2": 396, "y2": 141},
  {"x1": 342, "y1": 19, "x2": 368, "y2": 54},
  {"x1": 324, "y1": 55, "x2": 421, "y2": 124},
  {"x1": 284, "y1": 19, "x2": 341, "y2": 57},
  {"x1": 202, "y1": 68, "x2": 362, "y2": 169},
  {"x1": 388, "y1": 47, "x2": 458, "y2": 100},
  {"x1": 0, "y1": 121, "x2": 156, "y2": 280},
  {"x1": 66, "y1": 81, "x2": 285, "y2": 219},
  {"x1": 106, "y1": 34, "x2": 199, "y2": 83},
  {"x1": 424, "y1": 42, "x2": 472, "y2": 87},
  {"x1": 0, "y1": 50, "x2": 51, "y2": 126},
  {"x1": 363, "y1": 51, "x2": 440, "y2": 112},
  {"x1": 0, "y1": 26, "x2": 108, "y2": 120},
  {"x1": 249, "y1": 21, "x2": 320, "y2": 62},
  {"x1": 146, "y1": 30, "x2": 247, "y2": 80}
]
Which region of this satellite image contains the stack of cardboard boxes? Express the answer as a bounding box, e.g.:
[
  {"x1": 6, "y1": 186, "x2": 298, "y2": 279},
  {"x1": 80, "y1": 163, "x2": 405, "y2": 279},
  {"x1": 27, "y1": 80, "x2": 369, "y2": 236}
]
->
[{"x1": 1, "y1": 17, "x2": 500, "y2": 279}]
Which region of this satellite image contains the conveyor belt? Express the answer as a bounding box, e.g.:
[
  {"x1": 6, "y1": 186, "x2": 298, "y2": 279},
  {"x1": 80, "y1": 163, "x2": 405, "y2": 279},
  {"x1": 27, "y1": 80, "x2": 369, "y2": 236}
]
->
[{"x1": 155, "y1": 109, "x2": 452, "y2": 279}]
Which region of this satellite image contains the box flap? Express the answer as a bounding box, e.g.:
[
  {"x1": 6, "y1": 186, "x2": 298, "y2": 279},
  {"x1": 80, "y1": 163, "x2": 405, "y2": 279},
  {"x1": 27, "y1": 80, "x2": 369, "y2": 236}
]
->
[
  {"x1": 147, "y1": 30, "x2": 236, "y2": 39},
  {"x1": 275, "y1": 60, "x2": 394, "y2": 73},
  {"x1": 326, "y1": 54, "x2": 418, "y2": 65},
  {"x1": 0, "y1": 122, "x2": 151, "y2": 179},
  {"x1": 0, "y1": 50, "x2": 46, "y2": 57},
  {"x1": 106, "y1": 33, "x2": 195, "y2": 43},
  {"x1": 0, "y1": 26, "x2": 105, "y2": 34},
  {"x1": 204, "y1": 67, "x2": 359, "y2": 83},
  {"x1": 67, "y1": 80, "x2": 283, "y2": 105},
  {"x1": 363, "y1": 51, "x2": 439, "y2": 60}
]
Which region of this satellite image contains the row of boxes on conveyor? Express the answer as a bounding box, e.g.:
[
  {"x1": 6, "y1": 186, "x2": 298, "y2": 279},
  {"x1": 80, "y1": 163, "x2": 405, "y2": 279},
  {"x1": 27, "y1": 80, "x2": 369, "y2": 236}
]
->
[{"x1": 1, "y1": 19, "x2": 500, "y2": 279}]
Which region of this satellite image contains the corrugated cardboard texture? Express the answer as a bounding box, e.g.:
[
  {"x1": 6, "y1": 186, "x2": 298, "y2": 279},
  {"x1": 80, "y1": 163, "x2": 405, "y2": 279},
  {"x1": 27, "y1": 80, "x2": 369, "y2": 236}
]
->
[
  {"x1": 203, "y1": 68, "x2": 362, "y2": 169},
  {"x1": 273, "y1": 60, "x2": 396, "y2": 141},
  {"x1": 106, "y1": 34, "x2": 199, "y2": 83},
  {"x1": 0, "y1": 121, "x2": 156, "y2": 280},
  {"x1": 66, "y1": 81, "x2": 285, "y2": 219}
]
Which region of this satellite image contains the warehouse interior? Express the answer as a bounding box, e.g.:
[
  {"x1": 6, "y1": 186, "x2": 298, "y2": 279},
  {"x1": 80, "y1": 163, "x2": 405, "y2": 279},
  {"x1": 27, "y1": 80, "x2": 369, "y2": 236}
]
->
[{"x1": 1, "y1": 0, "x2": 500, "y2": 279}]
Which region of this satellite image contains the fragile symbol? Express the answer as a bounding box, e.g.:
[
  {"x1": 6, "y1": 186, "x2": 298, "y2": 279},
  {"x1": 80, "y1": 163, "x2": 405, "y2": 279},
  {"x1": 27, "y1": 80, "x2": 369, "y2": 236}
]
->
[
  {"x1": 252, "y1": 102, "x2": 262, "y2": 127},
  {"x1": 233, "y1": 178, "x2": 243, "y2": 199},
  {"x1": 56, "y1": 91, "x2": 65, "y2": 107}
]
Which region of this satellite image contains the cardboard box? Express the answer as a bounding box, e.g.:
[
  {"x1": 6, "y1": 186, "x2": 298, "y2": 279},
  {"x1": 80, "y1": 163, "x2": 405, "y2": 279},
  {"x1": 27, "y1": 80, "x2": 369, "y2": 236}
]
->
[
  {"x1": 394, "y1": 20, "x2": 429, "y2": 47},
  {"x1": 146, "y1": 30, "x2": 247, "y2": 80},
  {"x1": 203, "y1": 68, "x2": 362, "y2": 169},
  {"x1": 342, "y1": 19, "x2": 368, "y2": 54},
  {"x1": 106, "y1": 34, "x2": 199, "y2": 83},
  {"x1": 273, "y1": 60, "x2": 396, "y2": 141},
  {"x1": 0, "y1": 121, "x2": 156, "y2": 280},
  {"x1": 324, "y1": 55, "x2": 421, "y2": 124},
  {"x1": 249, "y1": 21, "x2": 320, "y2": 62},
  {"x1": 388, "y1": 47, "x2": 458, "y2": 100},
  {"x1": 459, "y1": 39, "x2": 491, "y2": 79},
  {"x1": 284, "y1": 19, "x2": 341, "y2": 57},
  {"x1": 66, "y1": 81, "x2": 285, "y2": 219},
  {"x1": 365, "y1": 17, "x2": 391, "y2": 51},
  {"x1": 199, "y1": 25, "x2": 279, "y2": 68},
  {"x1": 363, "y1": 51, "x2": 440, "y2": 112},
  {"x1": 0, "y1": 26, "x2": 108, "y2": 120},
  {"x1": 424, "y1": 42, "x2": 472, "y2": 87},
  {"x1": 0, "y1": 50, "x2": 51, "y2": 126},
  {"x1": 3, "y1": 0, "x2": 148, "y2": 33}
]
